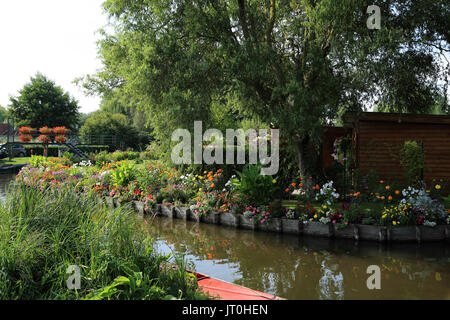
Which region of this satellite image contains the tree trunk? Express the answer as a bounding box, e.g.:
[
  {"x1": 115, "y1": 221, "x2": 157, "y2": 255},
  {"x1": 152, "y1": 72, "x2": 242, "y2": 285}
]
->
[{"x1": 295, "y1": 135, "x2": 322, "y2": 194}]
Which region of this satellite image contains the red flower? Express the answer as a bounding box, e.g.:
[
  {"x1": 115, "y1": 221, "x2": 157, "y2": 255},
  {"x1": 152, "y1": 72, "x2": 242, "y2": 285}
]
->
[
  {"x1": 54, "y1": 135, "x2": 67, "y2": 143},
  {"x1": 19, "y1": 134, "x2": 32, "y2": 143},
  {"x1": 38, "y1": 135, "x2": 51, "y2": 144},
  {"x1": 39, "y1": 126, "x2": 53, "y2": 134}
]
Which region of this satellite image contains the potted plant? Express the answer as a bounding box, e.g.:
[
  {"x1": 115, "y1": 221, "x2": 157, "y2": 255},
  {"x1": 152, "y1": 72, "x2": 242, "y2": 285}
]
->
[
  {"x1": 53, "y1": 126, "x2": 71, "y2": 135},
  {"x1": 19, "y1": 126, "x2": 36, "y2": 135},
  {"x1": 39, "y1": 126, "x2": 53, "y2": 135},
  {"x1": 54, "y1": 135, "x2": 67, "y2": 144},
  {"x1": 19, "y1": 134, "x2": 32, "y2": 143}
]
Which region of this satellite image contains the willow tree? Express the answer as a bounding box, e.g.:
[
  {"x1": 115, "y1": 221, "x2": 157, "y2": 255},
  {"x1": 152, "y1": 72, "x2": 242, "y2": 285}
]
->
[{"x1": 81, "y1": 0, "x2": 449, "y2": 180}]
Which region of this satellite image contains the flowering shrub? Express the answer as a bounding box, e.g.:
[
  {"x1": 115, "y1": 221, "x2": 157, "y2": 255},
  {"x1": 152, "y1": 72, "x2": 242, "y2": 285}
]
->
[
  {"x1": 39, "y1": 127, "x2": 53, "y2": 134},
  {"x1": 400, "y1": 187, "x2": 447, "y2": 223},
  {"x1": 243, "y1": 206, "x2": 272, "y2": 225},
  {"x1": 19, "y1": 134, "x2": 32, "y2": 143},
  {"x1": 53, "y1": 126, "x2": 71, "y2": 135},
  {"x1": 19, "y1": 126, "x2": 36, "y2": 134},
  {"x1": 54, "y1": 135, "x2": 67, "y2": 143},
  {"x1": 314, "y1": 181, "x2": 340, "y2": 206},
  {"x1": 38, "y1": 135, "x2": 51, "y2": 144},
  {"x1": 14, "y1": 152, "x2": 450, "y2": 229}
]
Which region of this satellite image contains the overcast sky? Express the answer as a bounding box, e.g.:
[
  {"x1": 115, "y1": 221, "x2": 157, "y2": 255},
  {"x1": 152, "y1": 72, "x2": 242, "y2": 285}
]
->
[{"x1": 0, "y1": 0, "x2": 107, "y2": 114}]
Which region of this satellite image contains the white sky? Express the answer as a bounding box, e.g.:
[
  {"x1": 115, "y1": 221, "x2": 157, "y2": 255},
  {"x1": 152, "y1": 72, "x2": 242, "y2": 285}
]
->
[{"x1": 0, "y1": 0, "x2": 107, "y2": 114}]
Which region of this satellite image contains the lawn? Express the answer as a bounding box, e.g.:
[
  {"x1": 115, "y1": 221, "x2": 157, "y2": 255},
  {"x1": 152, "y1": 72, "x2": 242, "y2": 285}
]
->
[{"x1": 0, "y1": 157, "x2": 31, "y2": 166}]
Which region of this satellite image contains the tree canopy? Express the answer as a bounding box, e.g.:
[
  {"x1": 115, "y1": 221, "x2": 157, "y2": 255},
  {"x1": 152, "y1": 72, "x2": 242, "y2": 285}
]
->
[
  {"x1": 9, "y1": 73, "x2": 80, "y2": 129},
  {"x1": 79, "y1": 110, "x2": 147, "y2": 149},
  {"x1": 80, "y1": 0, "x2": 449, "y2": 179}
]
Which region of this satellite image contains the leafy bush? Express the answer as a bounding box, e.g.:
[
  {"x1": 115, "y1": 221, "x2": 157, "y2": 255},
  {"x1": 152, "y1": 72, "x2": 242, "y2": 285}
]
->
[
  {"x1": 400, "y1": 141, "x2": 426, "y2": 185},
  {"x1": 232, "y1": 164, "x2": 278, "y2": 207},
  {"x1": 111, "y1": 161, "x2": 137, "y2": 187}
]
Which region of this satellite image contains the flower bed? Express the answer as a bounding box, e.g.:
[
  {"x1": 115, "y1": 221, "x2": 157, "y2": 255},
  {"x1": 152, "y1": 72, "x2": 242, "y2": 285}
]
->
[{"x1": 14, "y1": 154, "x2": 450, "y2": 243}]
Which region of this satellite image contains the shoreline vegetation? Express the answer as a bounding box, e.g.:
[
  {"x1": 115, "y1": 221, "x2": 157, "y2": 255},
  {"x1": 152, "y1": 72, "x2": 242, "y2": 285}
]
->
[
  {"x1": 0, "y1": 184, "x2": 208, "y2": 300},
  {"x1": 13, "y1": 152, "x2": 450, "y2": 242}
]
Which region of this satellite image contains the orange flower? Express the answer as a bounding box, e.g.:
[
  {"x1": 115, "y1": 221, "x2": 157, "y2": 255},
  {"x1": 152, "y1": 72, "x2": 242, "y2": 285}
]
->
[
  {"x1": 385, "y1": 185, "x2": 390, "y2": 190},
  {"x1": 299, "y1": 183, "x2": 303, "y2": 188},
  {"x1": 315, "y1": 184, "x2": 320, "y2": 189},
  {"x1": 285, "y1": 188, "x2": 290, "y2": 192},
  {"x1": 388, "y1": 196, "x2": 393, "y2": 200},
  {"x1": 291, "y1": 182, "x2": 296, "y2": 187},
  {"x1": 210, "y1": 184, "x2": 215, "y2": 188},
  {"x1": 381, "y1": 196, "x2": 385, "y2": 200},
  {"x1": 395, "y1": 190, "x2": 400, "y2": 195},
  {"x1": 380, "y1": 180, "x2": 384, "y2": 184}
]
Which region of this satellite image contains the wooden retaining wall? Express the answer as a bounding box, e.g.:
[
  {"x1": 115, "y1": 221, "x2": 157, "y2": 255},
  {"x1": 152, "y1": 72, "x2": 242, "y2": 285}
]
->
[{"x1": 102, "y1": 196, "x2": 450, "y2": 243}]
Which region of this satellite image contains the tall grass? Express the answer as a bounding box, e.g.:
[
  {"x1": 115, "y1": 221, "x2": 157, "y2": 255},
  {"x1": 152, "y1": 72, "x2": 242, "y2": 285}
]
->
[{"x1": 0, "y1": 183, "x2": 206, "y2": 300}]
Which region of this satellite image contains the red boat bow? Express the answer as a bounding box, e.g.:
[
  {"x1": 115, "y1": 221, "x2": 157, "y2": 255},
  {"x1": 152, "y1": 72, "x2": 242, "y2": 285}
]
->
[{"x1": 189, "y1": 271, "x2": 285, "y2": 300}]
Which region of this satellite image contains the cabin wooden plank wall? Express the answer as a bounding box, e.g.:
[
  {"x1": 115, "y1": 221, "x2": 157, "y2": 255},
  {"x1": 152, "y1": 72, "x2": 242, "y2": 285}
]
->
[{"x1": 353, "y1": 113, "x2": 450, "y2": 183}]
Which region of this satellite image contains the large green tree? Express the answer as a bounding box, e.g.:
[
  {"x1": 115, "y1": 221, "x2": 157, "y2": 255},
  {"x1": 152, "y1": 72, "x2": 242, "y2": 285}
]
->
[
  {"x1": 9, "y1": 73, "x2": 80, "y2": 129},
  {"x1": 79, "y1": 110, "x2": 146, "y2": 149},
  {"x1": 81, "y1": 0, "x2": 449, "y2": 179},
  {"x1": 0, "y1": 105, "x2": 8, "y2": 123}
]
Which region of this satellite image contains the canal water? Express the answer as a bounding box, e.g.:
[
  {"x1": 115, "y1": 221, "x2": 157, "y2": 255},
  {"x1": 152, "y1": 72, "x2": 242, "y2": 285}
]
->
[
  {"x1": 0, "y1": 174, "x2": 15, "y2": 202},
  {"x1": 144, "y1": 217, "x2": 450, "y2": 300},
  {"x1": 1, "y1": 173, "x2": 449, "y2": 299}
]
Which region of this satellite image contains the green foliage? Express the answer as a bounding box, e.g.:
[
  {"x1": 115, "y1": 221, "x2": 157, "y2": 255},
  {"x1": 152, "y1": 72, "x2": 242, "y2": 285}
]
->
[
  {"x1": 9, "y1": 73, "x2": 79, "y2": 129},
  {"x1": 80, "y1": 111, "x2": 142, "y2": 150},
  {"x1": 400, "y1": 141, "x2": 426, "y2": 185},
  {"x1": 29, "y1": 155, "x2": 47, "y2": 168},
  {"x1": 94, "y1": 150, "x2": 140, "y2": 164},
  {"x1": 111, "y1": 161, "x2": 137, "y2": 187},
  {"x1": 232, "y1": 164, "x2": 278, "y2": 207},
  {"x1": 0, "y1": 105, "x2": 8, "y2": 123}
]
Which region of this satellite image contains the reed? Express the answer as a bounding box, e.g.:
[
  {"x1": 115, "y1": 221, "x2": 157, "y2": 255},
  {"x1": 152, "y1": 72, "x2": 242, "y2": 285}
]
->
[{"x1": 0, "y1": 183, "x2": 207, "y2": 300}]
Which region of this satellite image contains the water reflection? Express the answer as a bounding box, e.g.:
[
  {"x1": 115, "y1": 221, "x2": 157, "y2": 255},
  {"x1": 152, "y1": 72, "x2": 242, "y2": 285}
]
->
[
  {"x1": 0, "y1": 174, "x2": 15, "y2": 202},
  {"x1": 144, "y1": 216, "x2": 450, "y2": 300}
]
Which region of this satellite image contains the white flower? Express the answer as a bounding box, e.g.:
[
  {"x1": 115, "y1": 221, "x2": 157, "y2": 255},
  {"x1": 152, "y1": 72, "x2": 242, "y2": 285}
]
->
[
  {"x1": 319, "y1": 217, "x2": 330, "y2": 224},
  {"x1": 423, "y1": 220, "x2": 436, "y2": 227}
]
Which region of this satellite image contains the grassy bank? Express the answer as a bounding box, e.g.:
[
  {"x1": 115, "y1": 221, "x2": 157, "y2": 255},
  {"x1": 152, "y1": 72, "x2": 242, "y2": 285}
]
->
[
  {"x1": 0, "y1": 183, "x2": 207, "y2": 300},
  {"x1": 0, "y1": 157, "x2": 31, "y2": 166}
]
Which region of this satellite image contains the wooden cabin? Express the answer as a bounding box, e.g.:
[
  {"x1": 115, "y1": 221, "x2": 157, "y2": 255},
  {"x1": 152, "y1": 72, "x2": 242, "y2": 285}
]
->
[{"x1": 322, "y1": 112, "x2": 450, "y2": 185}]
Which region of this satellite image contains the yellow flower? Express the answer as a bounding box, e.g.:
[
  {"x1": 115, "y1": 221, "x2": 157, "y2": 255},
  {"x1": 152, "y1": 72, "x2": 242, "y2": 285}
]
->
[
  {"x1": 322, "y1": 205, "x2": 327, "y2": 209},
  {"x1": 392, "y1": 221, "x2": 397, "y2": 226},
  {"x1": 272, "y1": 179, "x2": 277, "y2": 184},
  {"x1": 435, "y1": 184, "x2": 441, "y2": 190},
  {"x1": 313, "y1": 214, "x2": 318, "y2": 219}
]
